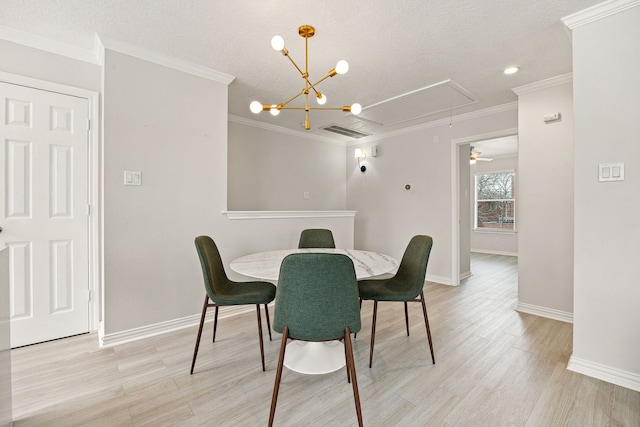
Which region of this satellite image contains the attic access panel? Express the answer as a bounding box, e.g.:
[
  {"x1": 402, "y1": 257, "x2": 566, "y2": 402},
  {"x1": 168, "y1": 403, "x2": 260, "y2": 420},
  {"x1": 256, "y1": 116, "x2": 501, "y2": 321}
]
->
[{"x1": 358, "y1": 80, "x2": 477, "y2": 126}]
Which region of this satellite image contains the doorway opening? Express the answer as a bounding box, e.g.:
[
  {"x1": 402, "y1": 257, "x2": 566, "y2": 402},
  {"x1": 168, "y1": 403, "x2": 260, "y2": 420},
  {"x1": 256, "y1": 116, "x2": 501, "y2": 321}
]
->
[{"x1": 450, "y1": 130, "x2": 518, "y2": 286}]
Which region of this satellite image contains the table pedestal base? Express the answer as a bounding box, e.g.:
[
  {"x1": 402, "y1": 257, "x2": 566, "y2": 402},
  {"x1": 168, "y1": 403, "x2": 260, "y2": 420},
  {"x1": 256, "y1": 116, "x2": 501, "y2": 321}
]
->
[{"x1": 284, "y1": 341, "x2": 345, "y2": 374}]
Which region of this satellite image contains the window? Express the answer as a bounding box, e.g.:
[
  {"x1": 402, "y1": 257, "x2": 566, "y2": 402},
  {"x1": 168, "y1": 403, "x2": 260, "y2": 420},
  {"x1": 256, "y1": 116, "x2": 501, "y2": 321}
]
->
[{"x1": 475, "y1": 170, "x2": 515, "y2": 231}]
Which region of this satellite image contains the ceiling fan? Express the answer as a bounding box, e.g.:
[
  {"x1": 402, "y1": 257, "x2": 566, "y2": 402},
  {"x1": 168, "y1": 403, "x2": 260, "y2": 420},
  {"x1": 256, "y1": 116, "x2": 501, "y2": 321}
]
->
[{"x1": 470, "y1": 146, "x2": 493, "y2": 164}]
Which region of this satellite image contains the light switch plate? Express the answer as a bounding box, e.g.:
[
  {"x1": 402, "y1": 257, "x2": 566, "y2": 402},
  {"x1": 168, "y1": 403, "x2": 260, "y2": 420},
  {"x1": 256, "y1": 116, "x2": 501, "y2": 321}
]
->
[
  {"x1": 598, "y1": 163, "x2": 624, "y2": 182},
  {"x1": 124, "y1": 170, "x2": 142, "y2": 186}
]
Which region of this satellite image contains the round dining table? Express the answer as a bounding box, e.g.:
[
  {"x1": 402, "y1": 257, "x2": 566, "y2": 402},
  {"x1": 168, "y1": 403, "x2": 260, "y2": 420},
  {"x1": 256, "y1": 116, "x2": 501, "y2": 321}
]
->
[{"x1": 230, "y1": 248, "x2": 398, "y2": 375}]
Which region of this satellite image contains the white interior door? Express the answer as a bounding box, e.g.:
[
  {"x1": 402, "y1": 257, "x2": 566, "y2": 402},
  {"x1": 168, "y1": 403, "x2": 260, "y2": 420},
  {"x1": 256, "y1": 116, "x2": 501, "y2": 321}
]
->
[{"x1": 0, "y1": 81, "x2": 90, "y2": 348}]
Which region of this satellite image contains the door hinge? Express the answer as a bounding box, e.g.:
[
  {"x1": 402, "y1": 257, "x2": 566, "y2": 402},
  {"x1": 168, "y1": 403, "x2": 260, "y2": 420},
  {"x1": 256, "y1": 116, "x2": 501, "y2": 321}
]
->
[
  {"x1": 87, "y1": 204, "x2": 91, "y2": 216},
  {"x1": 87, "y1": 289, "x2": 93, "y2": 301},
  {"x1": 86, "y1": 118, "x2": 91, "y2": 131}
]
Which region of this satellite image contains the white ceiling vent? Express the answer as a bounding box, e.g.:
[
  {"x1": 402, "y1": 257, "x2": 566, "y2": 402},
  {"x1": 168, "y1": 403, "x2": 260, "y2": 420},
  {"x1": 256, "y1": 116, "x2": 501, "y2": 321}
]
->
[{"x1": 320, "y1": 125, "x2": 371, "y2": 139}]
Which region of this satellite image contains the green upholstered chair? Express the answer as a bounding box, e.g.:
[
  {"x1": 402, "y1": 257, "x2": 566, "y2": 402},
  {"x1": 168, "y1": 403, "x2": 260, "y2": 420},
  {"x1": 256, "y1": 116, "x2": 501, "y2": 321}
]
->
[
  {"x1": 297, "y1": 228, "x2": 336, "y2": 249},
  {"x1": 358, "y1": 235, "x2": 435, "y2": 368},
  {"x1": 191, "y1": 236, "x2": 276, "y2": 374},
  {"x1": 269, "y1": 253, "x2": 363, "y2": 427}
]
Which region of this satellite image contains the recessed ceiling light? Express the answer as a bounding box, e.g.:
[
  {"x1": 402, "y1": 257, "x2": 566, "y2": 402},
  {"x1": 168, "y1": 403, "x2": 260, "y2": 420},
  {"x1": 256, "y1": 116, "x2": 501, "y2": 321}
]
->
[{"x1": 504, "y1": 66, "x2": 519, "y2": 75}]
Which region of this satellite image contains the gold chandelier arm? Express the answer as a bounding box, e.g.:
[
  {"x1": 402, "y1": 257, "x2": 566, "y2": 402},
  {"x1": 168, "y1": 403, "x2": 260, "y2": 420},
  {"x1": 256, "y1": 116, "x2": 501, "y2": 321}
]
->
[
  {"x1": 277, "y1": 90, "x2": 307, "y2": 108},
  {"x1": 309, "y1": 72, "x2": 333, "y2": 90},
  {"x1": 284, "y1": 54, "x2": 306, "y2": 78},
  {"x1": 276, "y1": 106, "x2": 350, "y2": 111}
]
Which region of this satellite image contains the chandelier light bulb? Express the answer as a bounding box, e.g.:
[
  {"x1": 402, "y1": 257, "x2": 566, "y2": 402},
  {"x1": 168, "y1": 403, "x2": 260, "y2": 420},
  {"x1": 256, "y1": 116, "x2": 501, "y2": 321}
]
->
[
  {"x1": 271, "y1": 36, "x2": 285, "y2": 51},
  {"x1": 335, "y1": 60, "x2": 349, "y2": 75},
  {"x1": 250, "y1": 101, "x2": 263, "y2": 114},
  {"x1": 350, "y1": 103, "x2": 362, "y2": 115},
  {"x1": 316, "y1": 93, "x2": 327, "y2": 105},
  {"x1": 270, "y1": 105, "x2": 280, "y2": 116}
]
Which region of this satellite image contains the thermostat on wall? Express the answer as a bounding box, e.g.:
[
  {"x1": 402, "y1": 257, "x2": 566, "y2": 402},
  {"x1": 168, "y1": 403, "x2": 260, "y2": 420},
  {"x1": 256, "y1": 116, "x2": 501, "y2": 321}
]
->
[{"x1": 543, "y1": 112, "x2": 561, "y2": 123}]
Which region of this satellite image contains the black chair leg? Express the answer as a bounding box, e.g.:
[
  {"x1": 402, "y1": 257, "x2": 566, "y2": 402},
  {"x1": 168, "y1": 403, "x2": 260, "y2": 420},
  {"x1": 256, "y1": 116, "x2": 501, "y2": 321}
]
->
[
  {"x1": 404, "y1": 301, "x2": 410, "y2": 336},
  {"x1": 256, "y1": 304, "x2": 266, "y2": 371},
  {"x1": 369, "y1": 300, "x2": 378, "y2": 368},
  {"x1": 269, "y1": 326, "x2": 289, "y2": 427},
  {"x1": 264, "y1": 304, "x2": 272, "y2": 341},
  {"x1": 190, "y1": 295, "x2": 209, "y2": 374},
  {"x1": 212, "y1": 305, "x2": 219, "y2": 342},
  {"x1": 420, "y1": 291, "x2": 435, "y2": 364},
  {"x1": 344, "y1": 328, "x2": 363, "y2": 427}
]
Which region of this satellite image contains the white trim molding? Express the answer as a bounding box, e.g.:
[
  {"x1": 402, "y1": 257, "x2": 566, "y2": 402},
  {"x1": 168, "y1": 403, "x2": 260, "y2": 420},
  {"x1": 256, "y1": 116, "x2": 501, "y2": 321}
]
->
[
  {"x1": 229, "y1": 115, "x2": 345, "y2": 146},
  {"x1": 568, "y1": 356, "x2": 640, "y2": 392},
  {"x1": 0, "y1": 25, "x2": 99, "y2": 64},
  {"x1": 562, "y1": 0, "x2": 640, "y2": 29},
  {"x1": 516, "y1": 302, "x2": 573, "y2": 324},
  {"x1": 96, "y1": 34, "x2": 235, "y2": 85},
  {"x1": 426, "y1": 274, "x2": 453, "y2": 286},
  {"x1": 512, "y1": 73, "x2": 573, "y2": 96},
  {"x1": 471, "y1": 249, "x2": 518, "y2": 257},
  {"x1": 100, "y1": 305, "x2": 254, "y2": 348},
  {"x1": 224, "y1": 210, "x2": 357, "y2": 220}
]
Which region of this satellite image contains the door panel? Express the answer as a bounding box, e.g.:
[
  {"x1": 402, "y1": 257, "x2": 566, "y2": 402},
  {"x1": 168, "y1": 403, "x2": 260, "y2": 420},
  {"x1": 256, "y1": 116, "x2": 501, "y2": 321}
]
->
[{"x1": 1, "y1": 81, "x2": 89, "y2": 347}]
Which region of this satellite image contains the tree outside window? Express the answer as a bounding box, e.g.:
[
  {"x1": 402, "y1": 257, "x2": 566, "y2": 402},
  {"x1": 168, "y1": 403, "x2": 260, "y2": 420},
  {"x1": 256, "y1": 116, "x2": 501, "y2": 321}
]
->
[{"x1": 475, "y1": 171, "x2": 515, "y2": 231}]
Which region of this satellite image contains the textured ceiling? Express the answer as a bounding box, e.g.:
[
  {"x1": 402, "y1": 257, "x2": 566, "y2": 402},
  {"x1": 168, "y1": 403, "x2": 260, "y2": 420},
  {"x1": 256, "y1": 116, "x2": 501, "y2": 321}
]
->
[{"x1": 0, "y1": 0, "x2": 603, "y2": 141}]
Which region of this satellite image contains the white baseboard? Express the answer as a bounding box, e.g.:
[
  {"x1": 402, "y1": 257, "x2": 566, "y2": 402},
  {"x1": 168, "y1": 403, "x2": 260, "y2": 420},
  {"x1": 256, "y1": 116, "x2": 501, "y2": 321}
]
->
[
  {"x1": 516, "y1": 302, "x2": 573, "y2": 323},
  {"x1": 99, "y1": 305, "x2": 256, "y2": 347},
  {"x1": 567, "y1": 356, "x2": 640, "y2": 392},
  {"x1": 471, "y1": 249, "x2": 518, "y2": 257},
  {"x1": 426, "y1": 274, "x2": 453, "y2": 286},
  {"x1": 459, "y1": 270, "x2": 472, "y2": 281}
]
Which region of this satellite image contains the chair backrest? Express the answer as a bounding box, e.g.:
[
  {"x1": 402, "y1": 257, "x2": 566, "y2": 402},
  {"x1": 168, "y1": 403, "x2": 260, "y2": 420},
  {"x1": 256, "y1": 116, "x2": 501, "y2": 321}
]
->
[
  {"x1": 391, "y1": 235, "x2": 434, "y2": 298},
  {"x1": 298, "y1": 228, "x2": 336, "y2": 249},
  {"x1": 194, "y1": 236, "x2": 232, "y2": 300},
  {"x1": 274, "y1": 253, "x2": 361, "y2": 341}
]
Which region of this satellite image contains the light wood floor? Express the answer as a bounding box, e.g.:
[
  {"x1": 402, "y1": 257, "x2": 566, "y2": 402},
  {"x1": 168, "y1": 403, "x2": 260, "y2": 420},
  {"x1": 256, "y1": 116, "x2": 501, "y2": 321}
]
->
[{"x1": 10, "y1": 253, "x2": 640, "y2": 426}]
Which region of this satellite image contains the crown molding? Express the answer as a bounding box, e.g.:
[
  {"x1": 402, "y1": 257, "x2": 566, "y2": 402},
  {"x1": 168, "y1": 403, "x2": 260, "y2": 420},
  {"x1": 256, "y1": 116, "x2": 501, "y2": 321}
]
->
[
  {"x1": 562, "y1": 0, "x2": 640, "y2": 29},
  {"x1": 228, "y1": 115, "x2": 346, "y2": 146},
  {"x1": 96, "y1": 34, "x2": 235, "y2": 85},
  {"x1": 0, "y1": 25, "x2": 99, "y2": 64},
  {"x1": 512, "y1": 73, "x2": 573, "y2": 96}
]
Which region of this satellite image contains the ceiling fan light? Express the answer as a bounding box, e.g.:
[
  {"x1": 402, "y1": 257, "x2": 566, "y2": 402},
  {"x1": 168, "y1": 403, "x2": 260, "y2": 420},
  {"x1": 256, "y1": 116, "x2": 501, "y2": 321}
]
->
[
  {"x1": 250, "y1": 101, "x2": 263, "y2": 114},
  {"x1": 335, "y1": 60, "x2": 349, "y2": 75}
]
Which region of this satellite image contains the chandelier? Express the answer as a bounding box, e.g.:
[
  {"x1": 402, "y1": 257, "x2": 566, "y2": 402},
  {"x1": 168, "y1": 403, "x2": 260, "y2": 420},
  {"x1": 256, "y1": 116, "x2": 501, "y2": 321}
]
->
[{"x1": 250, "y1": 25, "x2": 362, "y2": 130}]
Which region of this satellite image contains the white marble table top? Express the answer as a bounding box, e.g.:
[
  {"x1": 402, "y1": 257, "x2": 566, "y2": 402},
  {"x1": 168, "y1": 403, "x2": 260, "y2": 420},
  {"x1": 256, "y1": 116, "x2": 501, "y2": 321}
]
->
[{"x1": 230, "y1": 248, "x2": 398, "y2": 281}]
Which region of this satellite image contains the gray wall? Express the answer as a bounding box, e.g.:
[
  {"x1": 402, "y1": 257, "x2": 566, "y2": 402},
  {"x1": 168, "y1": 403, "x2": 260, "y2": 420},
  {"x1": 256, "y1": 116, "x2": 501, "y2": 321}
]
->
[
  {"x1": 347, "y1": 108, "x2": 518, "y2": 284},
  {"x1": 570, "y1": 4, "x2": 640, "y2": 388},
  {"x1": 459, "y1": 144, "x2": 471, "y2": 278},
  {"x1": 227, "y1": 119, "x2": 347, "y2": 211},
  {"x1": 101, "y1": 49, "x2": 230, "y2": 334},
  {"x1": 515, "y1": 77, "x2": 574, "y2": 318},
  {"x1": 0, "y1": 39, "x2": 100, "y2": 92}
]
